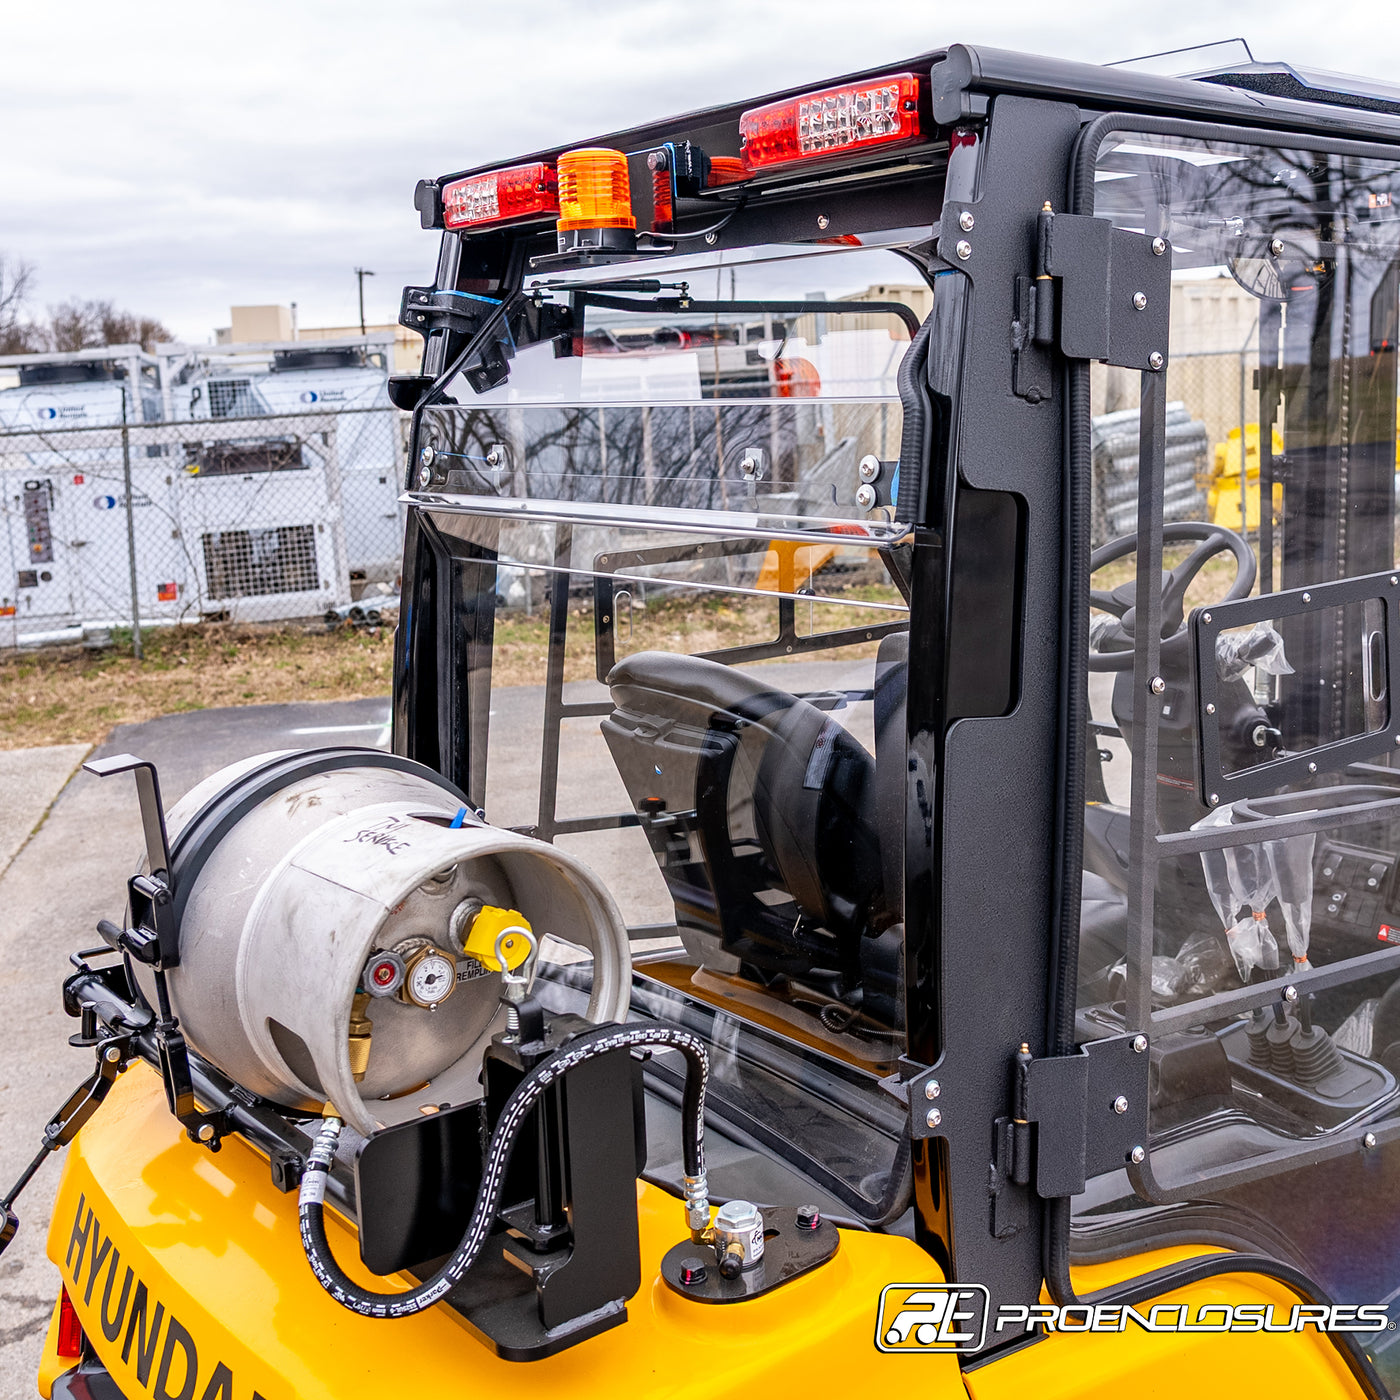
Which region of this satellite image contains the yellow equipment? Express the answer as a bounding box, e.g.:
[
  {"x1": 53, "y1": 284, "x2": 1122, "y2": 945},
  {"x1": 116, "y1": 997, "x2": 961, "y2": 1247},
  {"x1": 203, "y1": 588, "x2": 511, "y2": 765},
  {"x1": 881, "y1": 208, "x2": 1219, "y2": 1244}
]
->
[{"x1": 1206, "y1": 424, "x2": 1284, "y2": 531}]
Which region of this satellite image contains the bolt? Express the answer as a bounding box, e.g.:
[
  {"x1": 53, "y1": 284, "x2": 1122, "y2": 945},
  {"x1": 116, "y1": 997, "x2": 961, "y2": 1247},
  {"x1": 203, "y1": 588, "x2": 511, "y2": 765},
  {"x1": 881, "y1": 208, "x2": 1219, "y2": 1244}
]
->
[
  {"x1": 417, "y1": 465, "x2": 432, "y2": 488},
  {"x1": 1150, "y1": 675, "x2": 1166, "y2": 694},
  {"x1": 796, "y1": 1204, "x2": 822, "y2": 1230},
  {"x1": 705, "y1": 232, "x2": 718, "y2": 246},
  {"x1": 955, "y1": 240, "x2": 972, "y2": 260},
  {"x1": 1271, "y1": 237, "x2": 1285, "y2": 255},
  {"x1": 1112, "y1": 1095, "x2": 1129, "y2": 1115},
  {"x1": 924, "y1": 1079, "x2": 941, "y2": 1100},
  {"x1": 485, "y1": 445, "x2": 503, "y2": 469},
  {"x1": 1149, "y1": 351, "x2": 1165, "y2": 370},
  {"x1": 1364, "y1": 1132, "x2": 1378, "y2": 1150},
  {"x1": 926, "y1": 1107, "x2": 942, "y2": 1129},
  {"x1": 817, "y1": 214, "x2": 830, "y2": 230},
  {"x1": 1391, "y1": 576, "x2": 1398, "y2": 586},
  {"x1": 1308, "y1": 762, "x2": 1317, "y2": 774},
  {"x1": 856, "y1": 483, "x2": 877, "y2": 510},
  {"x1": 1203, "y1": 611, "x2": 1212, "y2": 623},
  {"x1": 198, "y1": 1123, "x2": 215, "y2": 1142},
  {"x1": 419, "y1": 445, "x2": 435, "y2": 468},
  {"x1": 1129, "y1": 1145, "x2": 1146, "y2": 1164},
  {"x1": 104, "y1": 1046, "x2": 121, "y2": 1063},
  {"x1": 858, "y1": 454, "x2": 881, "y2": 483},
  {"x1": 1152, "y1": 237, "x2": 1167, "y2": 255},
  {"x1": 678, "y1": 1256, "x2": 708, "y2": 1286},
  {"x1": 1206, "y1": 702, "x2": 1217, "y2": 715},
  {"x1": 1209, "y1": 792, "x2": 1220, "y2": 805},
  {"x1": 1302, "y1": 591, "x2": 1311, "y2": 603},
  {"x1": 958, "y1": 209, "x2": 975, "y2": 231},
  {"x1": 1283, "y1": 985, "x2": 1299, "y2": 1003},
  {"x1": 1132, "y1": 291, "x2": 1148, "y2": 310},
  {"x1": 1131, "y1": 1034, "x2": 1148, "y2": 1053},
  {"x1": 647, "y1": 149, "x2": 669, "y2": 171}
]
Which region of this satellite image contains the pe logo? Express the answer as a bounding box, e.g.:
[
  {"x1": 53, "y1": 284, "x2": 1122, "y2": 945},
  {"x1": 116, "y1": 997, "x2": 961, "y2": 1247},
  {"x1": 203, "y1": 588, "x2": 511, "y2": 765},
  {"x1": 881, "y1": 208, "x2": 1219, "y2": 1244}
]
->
[
  {"x1": 38, "y1": 407, "x2": 57, "y2": 420},
  {"x1": 875, "y1": 1284, "x2": 989, "y2": 1353},
  {"x1": 301, "y1": 390, "x2": 319, "y2": 403}
]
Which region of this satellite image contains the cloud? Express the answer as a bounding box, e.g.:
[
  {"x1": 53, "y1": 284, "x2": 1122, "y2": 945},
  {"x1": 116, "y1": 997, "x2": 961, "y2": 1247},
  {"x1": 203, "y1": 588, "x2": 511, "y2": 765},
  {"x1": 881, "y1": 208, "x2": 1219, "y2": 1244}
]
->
[{"x1": 2, "y1": 0, "x2": 1398, "y2": 339}]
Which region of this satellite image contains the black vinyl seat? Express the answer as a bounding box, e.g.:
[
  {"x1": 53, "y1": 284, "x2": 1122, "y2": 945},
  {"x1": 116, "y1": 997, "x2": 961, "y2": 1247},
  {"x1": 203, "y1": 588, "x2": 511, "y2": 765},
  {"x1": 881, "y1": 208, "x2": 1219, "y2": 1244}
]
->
[{"x1": 603, "y1": 642, "x2": 1125, "y2": 1019}]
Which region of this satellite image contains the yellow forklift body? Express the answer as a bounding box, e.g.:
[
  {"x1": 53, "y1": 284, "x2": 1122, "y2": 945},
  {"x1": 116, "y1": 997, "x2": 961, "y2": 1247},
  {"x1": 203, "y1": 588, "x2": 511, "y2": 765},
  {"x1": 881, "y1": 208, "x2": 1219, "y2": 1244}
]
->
[
  {"x1": 39, "y1": 1067, "x2": 1368, "y2": 1399},
  {"x1": 38, "y1": 1066, "x2": 955, "y2": 1398}
]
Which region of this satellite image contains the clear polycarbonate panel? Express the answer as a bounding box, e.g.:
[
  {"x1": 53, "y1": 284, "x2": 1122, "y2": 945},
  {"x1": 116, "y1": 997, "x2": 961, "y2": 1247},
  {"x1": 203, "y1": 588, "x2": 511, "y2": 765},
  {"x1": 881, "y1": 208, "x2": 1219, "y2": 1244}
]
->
[
  {"x1": 413, "y1": 242, "x2": 933, "y2": 543},
  {"x1": 443, "y1": 502, "x2": 911, "y2": 1218},
  {"x1": 1076, "y1": 130, "x2": 1400, "y2": 1377}
]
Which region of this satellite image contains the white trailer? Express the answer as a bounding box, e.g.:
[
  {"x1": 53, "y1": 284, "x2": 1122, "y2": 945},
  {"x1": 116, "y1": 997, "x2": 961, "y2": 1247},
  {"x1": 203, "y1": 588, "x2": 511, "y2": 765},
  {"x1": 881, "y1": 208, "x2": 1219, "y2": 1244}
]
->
[
  {"x1": 158, "y1": 335, "x2": 404, "y2": 584},
  {"x1": 0, "y1": 346, "x2": 169, "y2": 643}
]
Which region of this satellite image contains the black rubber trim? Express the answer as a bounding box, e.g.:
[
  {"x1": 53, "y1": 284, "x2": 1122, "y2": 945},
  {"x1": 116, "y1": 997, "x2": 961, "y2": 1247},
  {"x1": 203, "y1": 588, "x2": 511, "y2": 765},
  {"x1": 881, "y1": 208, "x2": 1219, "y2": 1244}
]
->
[
  {"x1": 168, "y1": 746, "x2": 470, "y2": 930},
  {"x1": 895, "y1": 315, "x2": 935, "y2": 524}
]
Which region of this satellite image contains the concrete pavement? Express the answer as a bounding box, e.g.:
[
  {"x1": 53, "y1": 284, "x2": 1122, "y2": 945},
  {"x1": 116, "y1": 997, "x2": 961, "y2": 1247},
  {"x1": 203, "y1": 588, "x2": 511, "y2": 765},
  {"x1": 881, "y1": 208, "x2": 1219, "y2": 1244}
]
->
[{"x1": 0, "y1": 698, "x2": 389, "y2": 1394}]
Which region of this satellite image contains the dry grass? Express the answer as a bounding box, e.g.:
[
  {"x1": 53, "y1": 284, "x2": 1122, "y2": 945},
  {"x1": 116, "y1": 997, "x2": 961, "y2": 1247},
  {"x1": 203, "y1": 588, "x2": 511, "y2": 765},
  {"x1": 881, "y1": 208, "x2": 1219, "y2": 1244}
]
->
[
  {"x1": 0, "y1": 623, "x2": 396, "y2": 750},
  {"x1": 0, "y1": 579, "x2": 907, "y2": 750}
]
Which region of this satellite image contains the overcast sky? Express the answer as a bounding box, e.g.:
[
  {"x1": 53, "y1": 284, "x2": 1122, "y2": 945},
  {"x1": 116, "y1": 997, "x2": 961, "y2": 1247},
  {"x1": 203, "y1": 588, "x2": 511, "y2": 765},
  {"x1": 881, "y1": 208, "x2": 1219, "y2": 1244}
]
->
[{"x1": 3, "y1": 0, "x2": 1399, "y2": 342}]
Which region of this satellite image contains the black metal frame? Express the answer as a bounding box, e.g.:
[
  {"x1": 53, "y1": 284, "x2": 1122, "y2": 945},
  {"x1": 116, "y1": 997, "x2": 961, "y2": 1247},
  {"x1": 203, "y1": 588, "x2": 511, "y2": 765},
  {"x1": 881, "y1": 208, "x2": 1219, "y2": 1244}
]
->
[{"x1": 387, "y1": 44, "x2": 1400, "y2": 1391}]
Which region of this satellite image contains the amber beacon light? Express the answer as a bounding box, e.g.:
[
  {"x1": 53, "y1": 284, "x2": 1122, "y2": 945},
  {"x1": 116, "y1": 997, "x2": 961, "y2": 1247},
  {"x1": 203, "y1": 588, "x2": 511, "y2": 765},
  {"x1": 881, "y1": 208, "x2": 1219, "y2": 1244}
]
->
[{"x1": 556, "y1": 147, "x2": 638, "y2": 253}]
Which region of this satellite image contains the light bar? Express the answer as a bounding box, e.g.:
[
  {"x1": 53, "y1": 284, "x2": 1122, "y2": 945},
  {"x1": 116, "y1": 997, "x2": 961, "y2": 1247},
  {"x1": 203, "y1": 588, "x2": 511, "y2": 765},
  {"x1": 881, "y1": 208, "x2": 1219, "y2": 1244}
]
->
[
  {"x1": 442, "y1": 162, "x2": 559, "y2": 231},
  {"x1": 739, "y1": 73, "x2": 920, "y2": 172}
]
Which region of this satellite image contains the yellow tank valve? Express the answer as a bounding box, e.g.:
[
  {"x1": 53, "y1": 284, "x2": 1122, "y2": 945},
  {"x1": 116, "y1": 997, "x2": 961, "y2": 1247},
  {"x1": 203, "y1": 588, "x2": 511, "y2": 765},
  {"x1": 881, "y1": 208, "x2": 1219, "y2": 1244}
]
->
[{"x1": 457, "y1": 904, "x2": 534, "y2": 972}]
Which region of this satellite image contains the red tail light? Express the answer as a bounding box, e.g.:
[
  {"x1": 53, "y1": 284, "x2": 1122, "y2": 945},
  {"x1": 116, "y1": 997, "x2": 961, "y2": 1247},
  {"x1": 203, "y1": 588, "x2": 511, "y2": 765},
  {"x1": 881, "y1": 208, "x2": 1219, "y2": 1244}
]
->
[
  {"x1": 442, "y1": 162, "x2": 559, "y2": 231},
  {"x1": 739, "y1": 74, "x2": 920, "y2": 172},
  {"x1": 57, "y1": 1286, "x2": 84, "y2": 1359}
]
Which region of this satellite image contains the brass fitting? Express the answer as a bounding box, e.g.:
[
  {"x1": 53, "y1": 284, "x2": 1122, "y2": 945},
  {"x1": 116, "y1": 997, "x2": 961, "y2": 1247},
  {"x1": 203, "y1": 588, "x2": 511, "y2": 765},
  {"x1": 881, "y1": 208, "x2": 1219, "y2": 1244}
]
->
[{"x1": 348, "y1": 991, "x2": 374, "y2": 1082}]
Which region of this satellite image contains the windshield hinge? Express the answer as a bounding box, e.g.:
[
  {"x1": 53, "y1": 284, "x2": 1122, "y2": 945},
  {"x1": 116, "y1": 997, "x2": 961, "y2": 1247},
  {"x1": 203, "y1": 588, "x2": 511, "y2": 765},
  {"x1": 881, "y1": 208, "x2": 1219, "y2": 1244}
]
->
[
  {"x1": 1035, "y1": 208, "x2": 1173, "y2": 371},
  {"x1": 989, "y1": 1035, "x2": 1150, "y2": 1211}
]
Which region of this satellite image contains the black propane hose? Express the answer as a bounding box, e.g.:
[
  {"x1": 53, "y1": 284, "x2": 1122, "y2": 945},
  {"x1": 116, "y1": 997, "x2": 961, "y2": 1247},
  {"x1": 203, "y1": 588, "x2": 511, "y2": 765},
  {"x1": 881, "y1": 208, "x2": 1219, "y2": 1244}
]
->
[{"x1": 298, "y1": 1021, "x2": 711, "y2": 1318}]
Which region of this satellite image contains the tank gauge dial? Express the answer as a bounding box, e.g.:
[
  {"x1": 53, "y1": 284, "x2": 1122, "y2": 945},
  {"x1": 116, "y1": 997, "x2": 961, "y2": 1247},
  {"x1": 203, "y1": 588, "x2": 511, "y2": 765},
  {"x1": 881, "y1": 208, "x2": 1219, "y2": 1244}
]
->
[{"x1": 404, "y1": 949, "x2": 457, "y2": 1008}]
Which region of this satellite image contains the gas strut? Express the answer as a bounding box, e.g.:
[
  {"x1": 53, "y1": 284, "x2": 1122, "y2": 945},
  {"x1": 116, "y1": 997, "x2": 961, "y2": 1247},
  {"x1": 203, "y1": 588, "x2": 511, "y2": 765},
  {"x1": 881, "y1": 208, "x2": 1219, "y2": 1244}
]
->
[{"x1": 298, "y1": 1019, "x2": 711, "y2": 1318}]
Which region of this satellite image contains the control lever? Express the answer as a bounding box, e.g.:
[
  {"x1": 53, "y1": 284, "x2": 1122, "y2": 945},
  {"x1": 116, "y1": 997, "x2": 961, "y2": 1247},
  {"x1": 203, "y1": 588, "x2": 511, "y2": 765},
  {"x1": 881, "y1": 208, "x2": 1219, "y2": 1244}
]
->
[{"x1": 0, "y1": 1033, "x2": 130, "y2": 1257}]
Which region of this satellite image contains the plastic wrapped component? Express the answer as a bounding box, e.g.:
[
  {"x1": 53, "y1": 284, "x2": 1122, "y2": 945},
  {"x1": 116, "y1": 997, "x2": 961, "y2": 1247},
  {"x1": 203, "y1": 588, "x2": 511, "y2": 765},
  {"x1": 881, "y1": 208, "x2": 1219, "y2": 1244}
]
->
[
  {"x1": 1192, "y1": 803, "x2": 1321, "y2": 978},
  {"x1": 1215, "y1": 620, "x2": 1294, "y2": 683}
]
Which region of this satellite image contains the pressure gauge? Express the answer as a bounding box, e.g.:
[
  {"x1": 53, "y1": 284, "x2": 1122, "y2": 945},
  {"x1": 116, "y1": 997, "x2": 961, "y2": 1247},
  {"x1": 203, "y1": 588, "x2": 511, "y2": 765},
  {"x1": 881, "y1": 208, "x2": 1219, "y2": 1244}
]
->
[{"x1": 403, "y1": 948, "x2": 457, "y2": 1008}]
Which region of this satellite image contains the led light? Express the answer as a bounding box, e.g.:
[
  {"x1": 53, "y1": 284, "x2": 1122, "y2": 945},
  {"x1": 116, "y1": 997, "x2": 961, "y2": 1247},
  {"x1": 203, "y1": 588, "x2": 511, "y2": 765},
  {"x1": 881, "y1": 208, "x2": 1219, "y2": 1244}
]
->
[
  {"x1": 739, "y1": 74, "x2": 920, "y2": 171},
  {"x1": 707, "y1": 156, "x2": 749, "y2": 187},
  {"x1": 57, "y1": 1287, "x2": 83, "y2": 1359},
  {"x1": 442, "y1": 162, "x2": 559, "y2": 231},
  {"x1": 557, "y1": 148, "x2": 636, "y2": 232}
]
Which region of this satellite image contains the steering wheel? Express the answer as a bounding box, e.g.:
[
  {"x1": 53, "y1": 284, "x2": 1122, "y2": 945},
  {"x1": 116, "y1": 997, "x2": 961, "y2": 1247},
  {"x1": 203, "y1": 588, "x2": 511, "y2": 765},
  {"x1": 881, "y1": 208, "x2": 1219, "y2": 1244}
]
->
[{"x1": 1088, "y1": 522, "x2": 1257, "y2": 672}]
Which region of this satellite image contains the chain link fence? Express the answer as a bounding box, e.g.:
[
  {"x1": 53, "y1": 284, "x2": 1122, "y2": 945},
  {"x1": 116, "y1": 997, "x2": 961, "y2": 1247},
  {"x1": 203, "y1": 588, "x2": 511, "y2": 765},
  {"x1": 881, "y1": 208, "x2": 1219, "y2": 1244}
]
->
[
  {"x1": 1091, "y1": 344, "x2": 1279, "y2": 547},
  {"x1": 0, "y1": 405, "x2": 408, "y2": 650}
]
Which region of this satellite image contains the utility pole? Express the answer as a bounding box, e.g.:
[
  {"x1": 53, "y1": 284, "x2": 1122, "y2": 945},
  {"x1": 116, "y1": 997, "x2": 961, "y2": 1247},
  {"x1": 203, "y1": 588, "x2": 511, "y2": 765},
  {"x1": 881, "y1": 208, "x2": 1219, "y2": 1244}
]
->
[{"x1": 354, "y1": 267, "x2": 375, "y2": 335}]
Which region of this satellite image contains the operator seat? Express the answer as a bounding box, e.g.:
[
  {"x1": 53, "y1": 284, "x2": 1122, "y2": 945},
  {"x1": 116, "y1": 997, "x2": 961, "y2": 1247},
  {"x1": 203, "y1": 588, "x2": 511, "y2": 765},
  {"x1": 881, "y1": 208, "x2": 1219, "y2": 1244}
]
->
[
  {"x1": 603, "y1": 642, "x2": 1127, "y2": 1019},
  {"x1": 602, "y1": 648, "x2": 898, "y2": 1022}
]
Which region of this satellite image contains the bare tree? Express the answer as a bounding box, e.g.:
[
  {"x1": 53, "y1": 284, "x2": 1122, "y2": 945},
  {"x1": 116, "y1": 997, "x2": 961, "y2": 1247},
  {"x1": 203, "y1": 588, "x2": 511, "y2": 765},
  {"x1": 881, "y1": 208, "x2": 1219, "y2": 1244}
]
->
[
  {"x1": 0, "y1": 255, "x2": 44, "y2": 354},
  {"x1": 46, "y1": 298, "x2": 171, "y2": 354}
]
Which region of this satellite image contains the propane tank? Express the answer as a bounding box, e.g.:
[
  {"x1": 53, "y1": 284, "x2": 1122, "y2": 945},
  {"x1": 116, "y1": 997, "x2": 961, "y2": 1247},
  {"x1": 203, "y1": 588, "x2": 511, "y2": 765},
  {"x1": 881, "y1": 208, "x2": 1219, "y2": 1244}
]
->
[{"x1": 129, "y1": 751, "x2": 631, "y2": 1135}]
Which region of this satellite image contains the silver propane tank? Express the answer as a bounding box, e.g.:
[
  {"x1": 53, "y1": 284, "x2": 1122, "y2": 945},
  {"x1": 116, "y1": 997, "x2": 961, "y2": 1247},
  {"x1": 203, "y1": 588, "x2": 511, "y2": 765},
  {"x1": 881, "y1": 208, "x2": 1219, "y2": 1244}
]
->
[{"x1": 128, "y1": 750, "x2": 631, "y2": 1136}]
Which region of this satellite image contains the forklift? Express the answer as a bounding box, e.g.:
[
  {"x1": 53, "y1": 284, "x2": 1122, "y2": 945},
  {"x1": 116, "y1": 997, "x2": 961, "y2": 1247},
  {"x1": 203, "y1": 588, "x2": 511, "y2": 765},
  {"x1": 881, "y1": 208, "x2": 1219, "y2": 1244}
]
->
[{"x1": 11, "y1": 39, "x2": 1400, "y2": 1399}]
